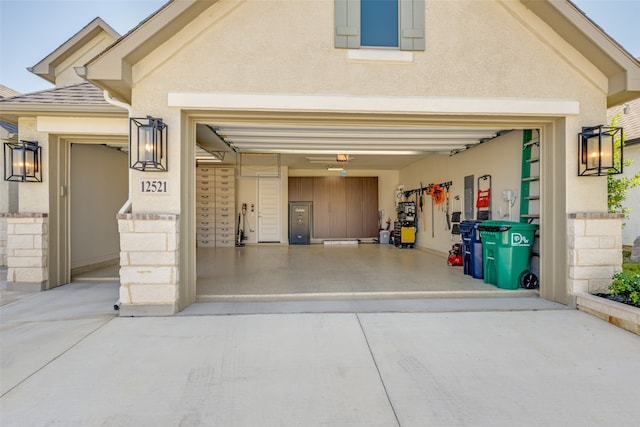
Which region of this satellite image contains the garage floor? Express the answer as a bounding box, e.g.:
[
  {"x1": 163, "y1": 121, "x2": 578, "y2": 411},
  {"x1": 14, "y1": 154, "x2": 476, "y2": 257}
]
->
[{"x1": 196, "y1": 243, "x2": 537, "y2": 301}]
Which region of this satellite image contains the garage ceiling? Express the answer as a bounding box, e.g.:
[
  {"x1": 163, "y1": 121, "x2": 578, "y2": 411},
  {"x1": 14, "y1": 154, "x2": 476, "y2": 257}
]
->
[{"x1": 195, "y1": 123, "x2": 507, "y2": 170}]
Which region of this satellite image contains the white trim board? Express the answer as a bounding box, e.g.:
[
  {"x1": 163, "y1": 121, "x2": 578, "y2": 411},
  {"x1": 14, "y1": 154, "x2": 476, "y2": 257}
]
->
[{"x1": 168, "y1": 92, "x2": 580, "y2": 116}]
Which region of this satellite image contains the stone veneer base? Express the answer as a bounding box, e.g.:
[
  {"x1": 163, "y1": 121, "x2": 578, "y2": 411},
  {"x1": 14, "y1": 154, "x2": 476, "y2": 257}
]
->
[
  {"x1": 7, "y1": 281, "x2": 47, "y2": 292},
  {"x1": 576, "y1": 292, "x2": 640, "y2": 335},
  {"x1": 118, "y1": 303, "x2": 178, "y2": 317}
]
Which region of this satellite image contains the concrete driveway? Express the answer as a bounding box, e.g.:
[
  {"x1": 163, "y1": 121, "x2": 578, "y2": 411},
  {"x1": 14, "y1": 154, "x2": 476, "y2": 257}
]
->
[{"x1": 1, "y1": 282, "x2": 639, "y2": 426}]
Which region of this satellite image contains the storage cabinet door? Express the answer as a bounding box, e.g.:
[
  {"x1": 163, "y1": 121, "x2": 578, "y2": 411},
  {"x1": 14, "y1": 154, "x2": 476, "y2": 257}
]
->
[
  {"x1": 288, "y1": 177, "x2": 313, "y2": 202},
  {"x1": 362, "y1": 177, "x2": 379, "y2": 237},
  {"x1": 288, "y1": 177, "x2": 302, "y2": 201},
  {"x1": 346, "y1": 177, "x2": 363, "y2": 238},
  {"x1": 328, "y1": 176, "x2": 346, "y2": 237},
  {"x1": 305, "y1": 176, "x2": 377, "y2": 239},
  {"x1": 313, "y1": 177, "x2": 332, "y2": 238}
]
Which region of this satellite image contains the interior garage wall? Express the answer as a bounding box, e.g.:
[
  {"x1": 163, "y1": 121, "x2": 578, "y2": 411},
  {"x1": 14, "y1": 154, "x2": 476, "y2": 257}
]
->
[
  {"x1": 399, "y1": 130, "x2": 523, "y2": 254},
  {"x1": 70, "y1": 144, "x2": 128, "y2": 269},
  {"x1": 236, "y1": 168, "x2": 399, "y2": 244},
  {"x1": 289, "y1": 169, "x2": 399, "y2": 232}
]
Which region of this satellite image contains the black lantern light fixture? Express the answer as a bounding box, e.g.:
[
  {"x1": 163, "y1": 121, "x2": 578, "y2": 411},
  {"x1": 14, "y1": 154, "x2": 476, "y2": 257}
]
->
[
  {"x1": 578, "y1": 125, "x2": 623, "y2": 176},
  {"x1": 129, "y1": 116, "x2": 168, "y2": 171},
  {"x1": 3, "y1": 140, "x2": 42, "y2": 182}
]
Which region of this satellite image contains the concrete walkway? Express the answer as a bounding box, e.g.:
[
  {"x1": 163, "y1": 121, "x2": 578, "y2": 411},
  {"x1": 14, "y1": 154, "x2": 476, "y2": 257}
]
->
[{"x1": 1, "y1": 282, "x2": 639, "y2": 426}]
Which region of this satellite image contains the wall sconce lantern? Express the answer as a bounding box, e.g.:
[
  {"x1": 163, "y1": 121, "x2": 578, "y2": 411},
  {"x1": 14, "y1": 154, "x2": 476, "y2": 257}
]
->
[
  {"x1": 3, "y1": 140, "x2": 42, "y2": 182},
  {"x1": 578, "y1": 125, "x2": 623, "y2": 176},
  {"x1": 129, "y1": 116, "x2": 168, "y2": 171}
]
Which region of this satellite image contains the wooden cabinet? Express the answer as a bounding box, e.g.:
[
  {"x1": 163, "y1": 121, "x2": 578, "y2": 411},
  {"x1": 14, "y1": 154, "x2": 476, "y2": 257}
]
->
[
  {"x1": 288, "y1": 177, "x2": 313, "y2": 201},
  {"x1": 215, "y1": 168, "x2": 236, "y2": 247},
  {"x1": 196, "y1": 166, "x2": 235, "y2": 247},
  {"x1": 312, "y1": 177, "x2": 331, "y2": 238},
  {"x1": 289, "y1": 176, "x2": 378, "y2": 239},
  {"x1": 361, "y1": 177, "x2": 379, "y2": 237},
  {"x1": 346, "y1": 177, "x2": 363, "y2": 238}
]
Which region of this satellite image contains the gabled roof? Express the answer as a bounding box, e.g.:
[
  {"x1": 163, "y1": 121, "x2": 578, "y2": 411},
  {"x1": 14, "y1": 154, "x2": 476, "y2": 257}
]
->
[
  {"x1": 609, "y1": 97, "x2": 640, "y2": 145},
  {"x1": 0, "y1": 83, "x2": 125, "y2": 123},
  {"x1": 79, "y1": 0, "x2": 218, "y2": 103},
  {"x1": 81, "y1": 0, "x2": 640, "y2": 106},
  {"x1": 29, "y1": 17, "x2": 120, "y2": 84},
  {"x1": 0, "y1": 121, "x2": 18, "y2": 134},
  {"x1": 523, "y1": 0, "x2": 640, "y2": 106},
  {"x1": 0, "y1": 84, "x2": 21, "y2": 99},
  {"x1": 0, "y1": 83, "x2": 108, "y2": 105}
]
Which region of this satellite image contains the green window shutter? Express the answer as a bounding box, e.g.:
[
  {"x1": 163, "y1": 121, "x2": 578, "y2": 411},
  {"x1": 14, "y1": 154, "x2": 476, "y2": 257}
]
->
[
  {"x1": 399, "y1": 0, "x2": 425, "y2": 51},
  {"x1": 335, "y1": 0, "x2": 360, "y2": 49}
]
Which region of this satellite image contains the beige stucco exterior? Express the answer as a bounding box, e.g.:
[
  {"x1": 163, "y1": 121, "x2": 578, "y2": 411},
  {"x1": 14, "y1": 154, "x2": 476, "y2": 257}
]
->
[
  {"x1": 129, "y1": 0, "x2": 611, "y2": 213},
  {"x1": 3, "y1": 0, "x2": 640, "y2": 314}
]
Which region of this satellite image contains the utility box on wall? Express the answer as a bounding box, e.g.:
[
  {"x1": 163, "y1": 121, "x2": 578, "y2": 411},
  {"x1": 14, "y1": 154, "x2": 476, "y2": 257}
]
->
[{"x1": 289, "y1": 202, "x2": 312, "y2": 245}]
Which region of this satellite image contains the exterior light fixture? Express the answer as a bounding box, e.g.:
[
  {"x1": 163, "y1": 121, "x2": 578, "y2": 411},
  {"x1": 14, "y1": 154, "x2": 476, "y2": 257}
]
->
[
  {"x1": 336, "y1": 154, "x2": 350, "y2": 162},
  {"x1": 578, "y1": 125, "x2": 623, "y2": 176},
  {"x1": 3, "y1": 140, "x2": 42, "y2": 182},
  {"x1": 129, "y1": 116, "x2": 168, "y2": 171}
]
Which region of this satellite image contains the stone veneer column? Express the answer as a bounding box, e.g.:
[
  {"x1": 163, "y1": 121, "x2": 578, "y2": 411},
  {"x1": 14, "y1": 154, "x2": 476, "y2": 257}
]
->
[
  {"x1": 0, "y1": 214, "x2": 7, "y2": 267},
  {"x1": 117, "y1": 213, "x2": 180, "y2": 316},
  {"x1": 5, "y1": 213, "x2": 48, "y2": 291},
  {"x1": 568, "y1": 212, "x2": 624, "y2": 295}
]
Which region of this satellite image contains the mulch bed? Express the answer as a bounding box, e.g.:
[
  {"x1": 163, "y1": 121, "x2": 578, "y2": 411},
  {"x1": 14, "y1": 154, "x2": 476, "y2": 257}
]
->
[{"x1": 593, "y1": 293, "x2": 640, "y2": 309}]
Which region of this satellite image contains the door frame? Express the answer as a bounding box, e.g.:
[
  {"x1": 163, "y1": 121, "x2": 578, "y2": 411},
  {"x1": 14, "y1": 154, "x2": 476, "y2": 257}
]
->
[
  {"x1": 47, "y1": 136, "x2": 71, "y2": 289},
  {"x1": 257, "y1": 173, "x2": 282, "y2": 242}
]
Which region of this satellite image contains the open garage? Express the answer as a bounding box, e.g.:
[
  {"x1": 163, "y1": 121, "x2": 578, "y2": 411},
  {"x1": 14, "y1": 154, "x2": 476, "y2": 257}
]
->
[
  {"x1": 3, "y1": 0, "x2": 639, "y2": 315},
  {"x1": 191, "y1": 116, "x2": 543, "y2": 302}
]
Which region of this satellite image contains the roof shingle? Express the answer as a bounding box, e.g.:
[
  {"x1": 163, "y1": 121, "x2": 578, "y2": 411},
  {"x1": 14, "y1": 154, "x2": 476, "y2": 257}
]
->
[
  {"x1": 0, "y1": 83, "x2": 109, "y2": 106},
  {"x1": 608, "y1": 97, "x2": 640, "y2": 145},
  {"x1": 0, "y1": 84, "x2": 21, "y2": 99}
]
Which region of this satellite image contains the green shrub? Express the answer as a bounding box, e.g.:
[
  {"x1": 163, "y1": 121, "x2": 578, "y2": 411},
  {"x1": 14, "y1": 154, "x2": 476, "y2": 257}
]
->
[
  {"x1": 609, "y1": 271, "x2": 640, "y2": 307},
  {"x1": 622, "y1": 251, "x2": 640, "y2": 275}
]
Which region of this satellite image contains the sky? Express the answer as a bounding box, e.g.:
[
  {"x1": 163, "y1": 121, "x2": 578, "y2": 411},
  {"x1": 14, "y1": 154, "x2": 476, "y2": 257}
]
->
[{"x1": 1, "y1": 0, "x2": 639, "y2": 95}]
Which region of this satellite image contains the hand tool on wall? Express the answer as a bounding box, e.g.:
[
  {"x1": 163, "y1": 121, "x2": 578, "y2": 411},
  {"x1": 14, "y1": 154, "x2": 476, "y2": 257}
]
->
[
  {"x1": 430, "y1": 185, "x2": 435, "y2": 238},
  {"x1": 444, "y1": 183, "x2": 451, "y2": 230},
  {"x1": 420, "y1": 181, "x2": 425, "y2": 231}
]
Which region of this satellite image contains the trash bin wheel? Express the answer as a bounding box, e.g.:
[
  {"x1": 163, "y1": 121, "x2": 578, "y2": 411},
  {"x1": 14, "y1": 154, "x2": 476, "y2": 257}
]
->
[{"x1": 519, "y1": 271, "x2": 539, "y2": 289}]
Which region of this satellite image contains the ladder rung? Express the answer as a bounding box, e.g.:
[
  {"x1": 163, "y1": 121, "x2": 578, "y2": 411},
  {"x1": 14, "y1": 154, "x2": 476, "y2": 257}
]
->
[
  {"x1": 524, "y1": 139, "x2": 540, "y2": 147},
  {"x1": 526, "y1": 196, "x2": 540, "y2": 200},
  {"x1": 531, "y1": 251, "x2": 540, "y2": 257},
  {"x1": 522, "y1": 176, "x2": 540, "y2": 182},
  {"x1": 526, "y1": 157, "x2": 540, "y2": 163}
]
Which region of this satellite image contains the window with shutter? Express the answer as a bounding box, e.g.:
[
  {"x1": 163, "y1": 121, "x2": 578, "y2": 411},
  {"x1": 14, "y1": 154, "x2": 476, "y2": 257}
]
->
[
  {"x1": 361, "y1": 0, "x2": 398, "y2": 48},
  {"x1": 335, "y1": 0, "x2": 425, "y2": 51}
]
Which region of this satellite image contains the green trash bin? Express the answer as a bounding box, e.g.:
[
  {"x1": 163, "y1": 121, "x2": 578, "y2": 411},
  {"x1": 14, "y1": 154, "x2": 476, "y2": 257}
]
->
[{"x1": 478, "y1": 221, "x2": 537, "y2": 290}]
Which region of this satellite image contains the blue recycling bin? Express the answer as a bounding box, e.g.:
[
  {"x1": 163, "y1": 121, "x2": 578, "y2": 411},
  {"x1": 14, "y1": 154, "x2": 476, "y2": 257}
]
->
[{"x1": 459, "y1": 220, "x2": 484, "y2": 279}]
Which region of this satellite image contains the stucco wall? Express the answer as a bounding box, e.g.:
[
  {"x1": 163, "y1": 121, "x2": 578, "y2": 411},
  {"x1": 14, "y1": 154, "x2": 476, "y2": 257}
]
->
[
  {"x1": 70, "y1": 144, "x2": 128, "y2": 269},
  {"x1": 16, "y1": 117, "x2": 48, "y2": 213},
  {"x1": 128, "y1": 0, "x2": 610, "y2": 218},
  {"x1": 135, "y1": 0, "x2": 607, "y2": 99}
]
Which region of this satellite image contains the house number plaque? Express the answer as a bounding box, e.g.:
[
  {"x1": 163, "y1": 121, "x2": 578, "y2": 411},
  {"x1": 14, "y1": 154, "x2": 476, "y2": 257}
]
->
[{"x1": 140, "y1": 179, "x2": 169, "y2": 193}]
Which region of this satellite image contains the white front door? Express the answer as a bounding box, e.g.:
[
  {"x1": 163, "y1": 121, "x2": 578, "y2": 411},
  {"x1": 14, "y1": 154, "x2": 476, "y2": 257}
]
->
[{"x1": 258, "y1": 177, "x2": 281, "y2": 242}]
